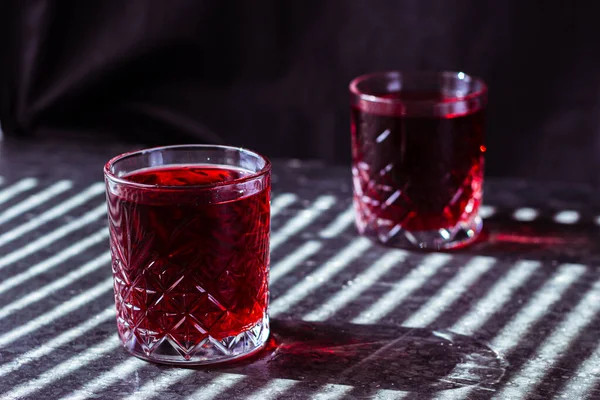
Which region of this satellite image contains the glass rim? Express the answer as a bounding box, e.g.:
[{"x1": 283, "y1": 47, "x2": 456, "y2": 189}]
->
[
  {"x1": 349, "y1": 70, "x2": 488, "y2": 105},
  {"x1": 104, "y1": 144, "x2": 272, "y2": 190}
]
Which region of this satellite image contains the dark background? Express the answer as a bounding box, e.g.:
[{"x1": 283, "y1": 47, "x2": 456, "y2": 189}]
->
[{"x1": 1, "y1": 0, "x2": 599, "y2": 183}]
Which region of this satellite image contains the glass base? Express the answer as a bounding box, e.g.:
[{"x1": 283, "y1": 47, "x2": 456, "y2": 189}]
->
[
  {"x1": 120, "y1": 315, "x2": 270, "y2": 366},
  {"x1": 359, "y1": 216, "x2": 482, "y2": 250}
]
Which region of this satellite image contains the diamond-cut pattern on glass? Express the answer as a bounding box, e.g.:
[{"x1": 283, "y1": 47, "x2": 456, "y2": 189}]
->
[
  {"x1": 352, "y1": 124, "x2": 483, "y2": 248},
  {"x1": 107, "y1": 182, "x2": 270, "y2": 362},
  {"x1": 111, "y1": 237, "x2": 269, "y2": 360}
]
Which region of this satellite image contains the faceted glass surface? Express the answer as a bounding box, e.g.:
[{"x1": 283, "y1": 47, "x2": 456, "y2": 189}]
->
[
  {"x1": 105, "y1": 147, "x2": 271, "y2": 364},
  {"x1": 349, "y1": 72, "x2": 486, "y2": 249}
]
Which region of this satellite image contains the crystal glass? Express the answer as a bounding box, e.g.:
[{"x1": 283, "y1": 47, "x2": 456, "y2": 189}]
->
[
  {"x1": 350, "y1": 71, "x2": 487, "y2": 249},
  {"x1": 104, "y1": 145, "x2": 271, "y2": 365}
]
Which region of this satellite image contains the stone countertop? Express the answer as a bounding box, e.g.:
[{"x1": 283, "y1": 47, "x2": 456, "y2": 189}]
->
[{"x1": 0, "y1": 137, "x2": 599, "y2": 399}]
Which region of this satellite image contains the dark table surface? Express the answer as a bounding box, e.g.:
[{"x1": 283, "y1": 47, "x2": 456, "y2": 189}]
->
[{"x1": 1, "y1": 137, "x2": 600, "y2": 400}]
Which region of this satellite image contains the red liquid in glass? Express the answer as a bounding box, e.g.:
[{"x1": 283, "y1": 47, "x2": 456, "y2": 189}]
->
[
  {"x1": 351, "y1": 92, "x2": 485, "y2": 233},
  {"x1": 107, "y1": 165, "x2": 270, "y2": 356}
]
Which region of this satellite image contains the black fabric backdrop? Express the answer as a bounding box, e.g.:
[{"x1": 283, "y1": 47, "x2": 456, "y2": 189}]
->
[{"x1": 1, "y1": 0, "x2": 600, "y2": 183}]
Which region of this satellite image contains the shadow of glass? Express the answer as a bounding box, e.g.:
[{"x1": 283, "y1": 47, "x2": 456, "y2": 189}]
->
[
  {"x1": 204, "y1": 320, "x2": 506, "y2": 395},
  {"x1": 459, "y1": 216, "x2": 600, "y2": 263}
]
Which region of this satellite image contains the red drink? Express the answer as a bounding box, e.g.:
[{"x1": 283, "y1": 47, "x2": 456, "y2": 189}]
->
[
  {"x1": 351, "y1": 100, "x2": 485, "y2": 231},
  {"x1": 104, "y1": 146, "x2": 271, "y2": 365},
  {"x1": 350, "y1": 72, "x2": 487, "y2": 249}
]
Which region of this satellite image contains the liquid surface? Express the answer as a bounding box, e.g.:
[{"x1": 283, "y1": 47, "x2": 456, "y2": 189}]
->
[
  {"x1": 124, "y1": 165, "x2": 252, "y2": 186},
  {"x1": 351, "y1": 98, "x2": 484, "y2": 233},
  {"x1": 107, "y1": 165, "x2": 270, "y2": 358},
  {"x1": 375, "y1": 91, "x2": 456, "y2": 102}
]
